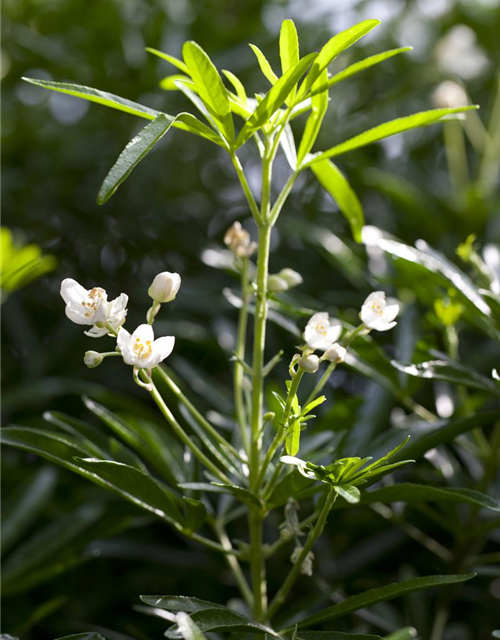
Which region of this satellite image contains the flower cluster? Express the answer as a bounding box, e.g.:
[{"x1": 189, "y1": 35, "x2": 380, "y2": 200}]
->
[{"x1": 60, "y1": 272, "x2": 181, "y2": 380}]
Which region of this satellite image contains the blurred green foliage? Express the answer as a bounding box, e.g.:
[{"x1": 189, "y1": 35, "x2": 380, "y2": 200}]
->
[{"x1": 2, "y1": 0, "x2": 500, "y2": 638}]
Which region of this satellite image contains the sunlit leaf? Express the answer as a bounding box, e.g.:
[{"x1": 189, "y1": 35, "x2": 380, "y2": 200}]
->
[
  {"x1": 280, "y1": 19, "x2": 300, "y2": 103},
  {"x1": 249, "y1": 44, "x2": 278, "y2": 85}
]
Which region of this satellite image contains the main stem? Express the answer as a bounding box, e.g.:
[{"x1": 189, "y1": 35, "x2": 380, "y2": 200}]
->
[{"x1": 248, "y1": 152, "x2": 273, "y2": 621}]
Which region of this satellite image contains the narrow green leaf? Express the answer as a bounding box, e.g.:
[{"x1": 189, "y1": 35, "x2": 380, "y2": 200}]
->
[
  {"x1": 54, "y1": 635, "x2": 106, "y2": 640},
  {"x1": 334, "y1": 484, "x2": 360, "y2": 503},
  {"x1": 280, "y1": 123, "x2": 298, "y2": 170},
  {"x1": 311, "y1": 159, "x2": 364, "y2": 242},
  {"x1": 146, "y1": 47, "x2": 189, "y2": 74},
  {"x1": 237, "y1": 52, "x2": 317, "y2": 147},
  {"x1": 22, "y1": 77, "x2": 162, "y2": 120},
  {"x1": 391, "y1": 358, "x2": 500, "y2": 396},
  {"x1": 296, "y1": 574, "x2": 475, "y2": 628},
  {"x1": 98, "y1": 113, "x2": 175, "y2": 204},
  {"x1": 222, "y1": 70, "x2": 248, "y2": 104},
  {"x1": 309, "y1": 47, "x2": 413, "y2": 98},
  {"x1": 249, "y1": 44, "x2": 279, "y2": 85},
  {"x1": 211, "y1": 483, "x2": 262, "y2": 508},
  {"x1": 358, "y1": 437, "x2": 410, "y2": 475},
  {"x1": 160, "y1": 74, "x2": 191, "y2": 90},
  {"x1": 360, "y1": 483, "x2": 500, "y2": 512},
  {"x1": 165, "y1": 609, "x2": 278, "y2": 638},
  {"x1": 298, "y1": 20, "x2": 381, "y2": 98},
  {"x1": 286, "y1": 418, "x2": 301, "y2": 456},
  {"x1": 182, "y1": 41, "x2": 234, "y2": 143},
  {"x1": 306, "y1": 107, "x2": 479, "y2": 166},
  {"x1": 76, "y1": 458, "x2": 184, "y2": 527},
  {"x1": 1, "y1": 467, "x2": 57, "y2": 556},
  {"x1": 280, "y1": 19, "x2": 300, "y2": 103},
  {"x1": 140, "y1": 595, "x2": 227, "y2": 612},
  {"x1": 385, "y1": 629, "x2": 418, "y2": 640},
  {"x1": 183, "y1": 497, "x2": 208, "y2": 533},
  {"x1": 297, "y1": 68, "x2": 329, "y2": 165}
]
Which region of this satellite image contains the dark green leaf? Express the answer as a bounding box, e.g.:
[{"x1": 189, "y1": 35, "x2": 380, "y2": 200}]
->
[
  {"x1": 182, "y1": 41, "x2": 234, "y2": 144},
  {"x1": 311, "y1": 159, "x2": 364, "y2": 242},
  {"x1": 165, "y1": 609, "x2": 278, "y2": 638},
  {"x1": 360, "y1": 483, "x2": 500, "y2": 512},
  {"x1": 298, "y1": 632, "x2": 384, "y2": 640},
  {"x1": 22, "y1": 78, "x2": 162, "y2": 120},
  {"x1": 295, "y1": 574, "x2": 475, "y2": 628},
  {"x1": 75, "y1": 458, "x2": 184, "y2": 527},
  {"x1": 98, "y1": 113, "x2": 176, "y2": 204},
  {"x1": 1, "y1": 467, "x2": 57, "y2": 556},
  {"x1": 334, "y1": 484, "x2": 360, "y2": 504},
  {"x1": 140, "y1": 595, "x2": 227, "y2": 612},
  {"x1": 306, "y1": 107, "x2": 479, "y2": 166},
  {"x1": 211, "y1": 483, "x2": 262, "y2": 508},
  {"x1": 54, "y1": 635, "x2": 106, "y2": 640},
  {"x1": 183, "y1": 497, "x2": 208, "y2": 533}
]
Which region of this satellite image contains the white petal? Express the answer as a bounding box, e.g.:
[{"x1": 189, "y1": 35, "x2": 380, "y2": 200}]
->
[
  {"x1": 360, "y1": 305, "x2": 380, "y2": 328},
  {"x1": 65, "y1": 302, "x2": 94, "y2": 325},
  {"x1": 383, "y1": 304, "x2": 399, "y2": 323},
  {"x1": 132, "y1": 324, "x2": 155, "y2": 343},
  {"x1": 109, "y1": 293, "x2": 129, "y2": 314},
  {"x1": 84, "y1": 325, "x2": 109, "y2": 338},
  {"x1": 304, "y1": 325, "x2": 321, "y2": 348},
  {"x1": 60, "y1": 278, "x2": 88, "y2": 304},
  {"x1": 117, "y1": 327, "x2": 136, "y2": 365},
  {"x1": 363, "y1": 291, "x2": 385, "y2": 306},
  {"x1": 307, "y1": 312, "x2": 329, "y2": 328},
  {"x1": 375, "y1": 320, "x2": 397, "y2": 332},
  {"x1": 153, "y1": 336, "x2": 175, "y2": 362},
  {"x1": 326, "y1": 321, "x2": 342, "y2": 344},
  {"x1": 280, "y1": 455, "x2": 306, "y2": 466}
]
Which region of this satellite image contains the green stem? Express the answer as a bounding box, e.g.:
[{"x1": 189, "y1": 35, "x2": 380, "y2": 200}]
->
[
  {"x1": 234, "y1": 258, "x2": 250, "y2": 453},
  {"x1": 213, "y1": 520, "x2": 254, "y2": 609},
  {"x1": 257, "y1": 369, "x2": 305, "y2": 489},
  {"x1": 268, "y1": 488, "x2": 337, "y2": 621},
  {"x1": 148, "y1": 379, "x2": 232, "y2": 485},
  {"x1": 230, "y1": 152, "x2": 262, "y2": 224},
  {"x1": 155, "y1": 366, "x2": 242, "y2": 461},
  {"x1": 269, "y1": 172, "x2": 299, "y2": 226}
]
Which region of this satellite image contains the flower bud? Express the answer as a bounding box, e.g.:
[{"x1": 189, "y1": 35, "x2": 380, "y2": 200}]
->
[
  {"x1": 224, "y1": 221, "x2": 257, "y2": 258},
  {"x1": 278, "y1": 268, "x2": 303, "y2": 289},
  {"x1": 148, "y1": 271, "x2": 181, "y2": 303},
  {"x1": 84, "y1": 350, "x2": 103, "y2": 368},
  {"x1": 299, "y1": 354, "x2": 319, "y2": 373},
  {"x1": 268, "y1": 274, "x2": 289, "y2": 293},
  {"x1": 322, "y1": 343, "x2": 346, "y2": 364}
]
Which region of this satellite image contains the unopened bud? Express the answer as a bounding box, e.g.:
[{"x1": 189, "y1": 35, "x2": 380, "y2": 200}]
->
[
  {"x1": 148, "y1": 271, "x2": 181, "y2": 303},
  {"x1": 299, "y1": 354, "x2": 319, "y2": 373},
  {"x1": 291, "y1": 546, "x2": 315, "y2": 576},
  {"x1": 224, "y1": 221, "x2": 257, "y2": 258},
  {"x1": 278, "y1": 268, "x2": 303, "y2": 288},
  {"x1": 84, "y1": 351, "x2": 103, "y2": 368},
  {"x1": 322, "y1": 343, "x2": 346, "y2": 364},
  {"x1": 268, "y1": 275, "x2": 289, "y2": 293},
  {"x1": 263, "y1": 411, "x2": 275, "y2": 422}
]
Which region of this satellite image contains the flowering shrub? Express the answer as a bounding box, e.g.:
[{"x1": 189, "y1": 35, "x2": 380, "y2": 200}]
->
[{"x1": 3, "y1": 16, "x2": 499, "y2": 640}]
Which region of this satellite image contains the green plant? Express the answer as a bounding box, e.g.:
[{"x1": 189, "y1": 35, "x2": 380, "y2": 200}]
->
[{"x1": 4, "y1": 17, "x2": 498, "y2": 640}]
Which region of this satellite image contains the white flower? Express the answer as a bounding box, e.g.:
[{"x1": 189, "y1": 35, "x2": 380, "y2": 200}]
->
[
  {"x1": 322, "y1": 343, "x2": 346, "y2": 364},
  {"x1": 360, "y1": 291, "x2": 399, "y2": 332},
  {"x1": 148, "y1": 271, "x2": 181, "y2": 303},
  {"x1": 117, "y1": 323, "x2": 175, "y2": 369},
  {"x1": 304, "y1": 312, "x2": 342, "y2": 351},
  {"x1": 279, "y1": 268, "x2": 303, "y2": 288},
  {"x1": 433, "y1": 81, "x2": 468, "y2": 110},
  {"x1": 60, "y1": 278, "x2": 128, "y2": 338}
]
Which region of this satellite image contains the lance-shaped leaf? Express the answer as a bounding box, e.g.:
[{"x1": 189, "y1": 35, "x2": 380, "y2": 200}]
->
[
  {"x1": 249, "y1": 44, "x2": 279, "y2": 85},
  {"x1": 305, "y1": 107, "x2": 479, "y2": 166},
  {"x1": 54, "y1": 634, "x2": 106, "y2": 640},
  {"x1": 22, "y1": 77, "x2": 162, "y2": 120},
  {"x1": 298, "y1": 632, "x2": 385, "y2": 640},
  {"x1": 298, "y1": 20, "x2": 380, "y2": 98},
  {"x1": 286, "y1": 418, "x2": 301, "y2": 456},
  {"x1": 280, "y1": 19, "x2": 300, "y2": 103},
  {"x1": 98, "y1": 113, "x2": 176, "y2": 204},
  {"x1": 359, "y1": 483, "x2": 500, "y2": 512},
  {"x1": 146, "y1": 47, "x2": 189, "y2": 74},
  {"x1": 236, "y1": 52, "x2": 318, "y2": 147},
  {"x1": 182, "y1": 41, "x2": 235, "y2": 144},
  {"x1": 76, "y1": 458, "x2": 184, "y2": 527},
  {"x1": 309, "y1": 47, "x2": 413, "y2": 98},
  {"x1": 182, "y1": 497, "x2": 208, "y2": 533},
  {"x1": 294, "y1": 574, "x2": 475, "y2": 628},
  {"x1": 391, "y1": 358, "x2": 500, "y2": 396},
  {"x1": 297, "y1": 68, "x2": 329, "y2": 165},
  {"x1": 165, "y1": 609, "x2": 278, "y2": 638},
  {"x1": 311, "y1": 159, "x2": 364, "y2": 243}
]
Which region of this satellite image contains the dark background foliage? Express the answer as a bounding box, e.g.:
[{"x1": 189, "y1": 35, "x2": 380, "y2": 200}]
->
[{"x1": 2, "y1": 0, "x2": 499, "y2": 638}]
